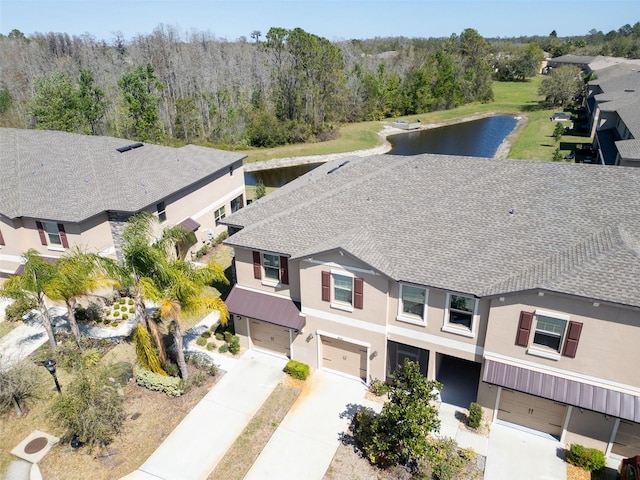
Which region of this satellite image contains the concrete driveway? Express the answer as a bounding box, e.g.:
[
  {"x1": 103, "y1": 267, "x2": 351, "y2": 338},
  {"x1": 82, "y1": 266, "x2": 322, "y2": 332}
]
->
[
  {"x1": 484, "y1": 422, "x2": 566, "y2": 480},
  {"x1": 244, "y1": 370, "x2": 383, "y2": 480}
]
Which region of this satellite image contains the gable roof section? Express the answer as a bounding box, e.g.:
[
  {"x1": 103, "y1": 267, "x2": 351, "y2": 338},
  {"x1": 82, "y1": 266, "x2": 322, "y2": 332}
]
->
[
  {"x1": 0, "y1": 128, "x2": 246, "y2": 223},
  {"x1": 225, "y1": 153, "x2": 640, "y2": 307}
]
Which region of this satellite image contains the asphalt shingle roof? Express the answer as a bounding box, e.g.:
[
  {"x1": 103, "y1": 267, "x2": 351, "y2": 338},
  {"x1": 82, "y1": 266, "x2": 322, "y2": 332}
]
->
[
  {"x1": 0, "y1": 128, "x2": 246, "y2": 222},
  {"x1": 224, "y1": 154, "x2": 640, "y2": 307}
]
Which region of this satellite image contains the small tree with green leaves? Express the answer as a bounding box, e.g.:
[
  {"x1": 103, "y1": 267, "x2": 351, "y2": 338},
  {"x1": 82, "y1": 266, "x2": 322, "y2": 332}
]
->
[
  {"x1": 552, "y1": 147, "x2": 563, "y2": 162},
  {"x1": 255, "y1": 179, "x2": 267, "y2": 200},
  {"x1": 0, "y1": 357, "x2": 42, "y2": 417},
  {"x1": 354, "y1": 360, "x2": 441, "y2": 467},
  {"x1": 553, "y1": 122, "x2": 565, "y2": 143}
]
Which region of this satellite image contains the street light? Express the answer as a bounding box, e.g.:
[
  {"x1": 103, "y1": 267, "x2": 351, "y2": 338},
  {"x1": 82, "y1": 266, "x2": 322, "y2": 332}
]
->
[{"x1": 43, "y1": 359, "x2": 62, "y2": 394}]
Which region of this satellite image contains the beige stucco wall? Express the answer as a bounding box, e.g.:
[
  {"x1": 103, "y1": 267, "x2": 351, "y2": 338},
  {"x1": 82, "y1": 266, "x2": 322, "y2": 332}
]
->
[
  {"x1": 484, "y1": 291, "x2": 640, "y2": 388},
  {"x1": 233, "y1": 247, "x2": 300, "y2": 300},
  {"x1": 565, "y1": 408, "x2": 615, "y2": 451}
]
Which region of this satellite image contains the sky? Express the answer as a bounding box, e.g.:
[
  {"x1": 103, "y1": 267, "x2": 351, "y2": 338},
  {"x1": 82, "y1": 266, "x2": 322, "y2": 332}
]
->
[{"x1": 1, "y1": 0, "x2": 639, "y2": 42}]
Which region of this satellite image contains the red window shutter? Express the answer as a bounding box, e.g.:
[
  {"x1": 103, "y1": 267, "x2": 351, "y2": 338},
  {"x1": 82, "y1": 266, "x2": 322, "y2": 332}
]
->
[
  {"x1": 0, "y1": 229, "x2": 5, "y2": 246},
  {"x1": 321, "y1": 271, "x2": 331, "y2": 302},
  {"x1": 252, "y1": 251, "x2": 261, "y2": 279},
  {"x1": 562, "y1": 321, "x2": 583, "y2": 358},
  {"x1": 279, "y1": 256, "x2": 289, "y2": 285},
  {"x1": 36, "y1": 221, "x2": 47, "y2": 245},
  {"x1": 354, "y1": 277, "x2": 364, "y2": 309},
  {"x1": 515, "y1": 311, "x2": 534, "y2": 347},
  {"x1": 57, "y1": 223, "x2": 69, "y2": 248}
]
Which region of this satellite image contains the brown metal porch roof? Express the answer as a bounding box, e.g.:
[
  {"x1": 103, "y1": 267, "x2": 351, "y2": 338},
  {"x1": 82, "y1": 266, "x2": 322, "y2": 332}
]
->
[
  {"x1": 225, "y1": 285, "x2": 305, "y2": 331},
  {"x1": 178, "y1": 217, "x2": 201, "y2": 231},
  {"x1": 483, "y1": 359, "x2": 640, "y2": 423}
]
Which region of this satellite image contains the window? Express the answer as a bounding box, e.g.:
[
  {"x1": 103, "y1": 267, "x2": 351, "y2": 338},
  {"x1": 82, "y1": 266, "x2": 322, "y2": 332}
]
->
[
  {"x1": 321, "y1": 270, "x2": 363, "y2": 310},
  {"x1": 156, "y1": 202, "x2": 167, "y2": 223},
  {"x1": 36, "y1": 221, "x2": 69, "y2": 248},
  {"x1": 398, "y1": 284, "x2": 427, "y2": 322},
  {"x1": 516, "y1": 310, "x2": 583, "y2": 359},
  {"x1": 214, "y1": 206, "x2": 226, "y2": 225},
  {"x1": 533, "y1": 315, "x2": 566, "y2": 352},
  {"x1": 333, "y1": 274, "x2": 353, "y2": 304},
  {"x1": 231, "y1": 194, "x2": 244, "y2": 213},
  {"x1": 0, "y1": 228, "x2": 5, "y2": 247},
  {"x1": 263, "y1": 254, "x2": 280, "y2": 281},
  {"x1": 446, "y1": 294, "x2": 476, "y2": 330}
]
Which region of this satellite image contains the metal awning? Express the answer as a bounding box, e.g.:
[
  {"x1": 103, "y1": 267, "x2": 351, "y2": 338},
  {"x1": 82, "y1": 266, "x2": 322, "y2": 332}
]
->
[
  {"x1": 178, "y1": 217, "x2": 200, "y2": 231},
  {"x1": 225, "y1": 285, "x2": 305, "y2": 331},
  {"x1": 483, "y1": 359, "x2": 640, "y2": 422}
]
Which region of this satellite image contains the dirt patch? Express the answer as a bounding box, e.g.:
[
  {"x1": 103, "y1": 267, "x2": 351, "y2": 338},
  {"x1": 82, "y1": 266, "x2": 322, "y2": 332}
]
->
[{"x1": 208, "y1": 382, "x2": 301, "y2": 480}]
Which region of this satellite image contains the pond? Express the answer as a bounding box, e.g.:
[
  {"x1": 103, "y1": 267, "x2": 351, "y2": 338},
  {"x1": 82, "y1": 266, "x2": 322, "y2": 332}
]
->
[{"x1": 245, "y1": 115, "x2": 518, "y2": 187}]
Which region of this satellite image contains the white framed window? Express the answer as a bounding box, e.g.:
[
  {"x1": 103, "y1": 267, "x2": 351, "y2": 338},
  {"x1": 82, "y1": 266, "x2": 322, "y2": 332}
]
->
[
  {"x1": 443, "y1": 293, "x2": 477, "y2": 337},
  {"x1": 333, "y1": 273, "x2": 353, "y2": 305},
  {"x1": 214, "y1": 206, "x2": 226, "y2": 225},
  {"x1": 43, "y1": 222, "x2": 62, "y2": 245},
  {"x1": 156, "y1": 202, "x2": 167, "y2": 223},
  {"x1": 262, "y1": 253, "x2": 280, "y2": 281},
  {"x1": 398, "y1": 284, "x2": 428, "y2": 324},
  {"x1": 231, "y1": 194, "x2": 244, "y2": 213},
  {"x1": 532, "y1": 314, "x2": 567, "y2": 353}
]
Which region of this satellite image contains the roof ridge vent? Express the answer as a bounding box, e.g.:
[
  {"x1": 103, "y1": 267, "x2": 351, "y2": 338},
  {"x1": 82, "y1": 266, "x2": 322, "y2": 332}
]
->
[{"x1": 116, "y1": 142, "x2": 144, "y2": 153}]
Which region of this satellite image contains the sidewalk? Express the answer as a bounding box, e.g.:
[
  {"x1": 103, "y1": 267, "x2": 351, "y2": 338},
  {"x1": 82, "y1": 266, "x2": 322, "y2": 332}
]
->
[{"x1": 121, "y1": 349, "x2": 287, "y2": 480}]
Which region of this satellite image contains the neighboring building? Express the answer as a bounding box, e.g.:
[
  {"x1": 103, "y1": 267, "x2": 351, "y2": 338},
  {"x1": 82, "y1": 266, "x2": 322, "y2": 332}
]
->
[
  {"x1": 222, "y1": 153, "x2": 640, "y2": 458},
  {"x1": 0, "y1": 128, "x2": 246, "y2": 278}
]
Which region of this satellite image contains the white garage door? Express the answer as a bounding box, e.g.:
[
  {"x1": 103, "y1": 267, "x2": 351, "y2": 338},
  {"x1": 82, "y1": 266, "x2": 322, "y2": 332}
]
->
[
  {"x1": 249, "y1": 319, "x2": 291, "y2": 357},
  {"x1": 498, "y1": 389, "x2": 567, "y2": 437},
  {"x1": 612, "y1": 420, "x2": 640, "y2": 458},
  {"x1": 321, "y1": 336, "x2": 367, "y2": 381}
]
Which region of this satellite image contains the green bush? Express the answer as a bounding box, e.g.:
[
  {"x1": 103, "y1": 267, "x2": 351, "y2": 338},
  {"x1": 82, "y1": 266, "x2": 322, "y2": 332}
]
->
[
  {"x1": 426, "y1": 437, "x2": 467, "y2": 480},
  {"x1": 4, "y1": 297, "x2": 37, "y2": 322},
  {"x1": 135, "y1": 366, "x2": 183, "y2": 397},
  {"x1": 121, "y1": 313, "x2": 128, "y2": 320},
  {"x1": 119, "y1": 298, "x2": 126, "y2": 304},
  {"x1": 468, "y1": 402, "x2": 483, "y2": 429},
  {"x1": 161, "y1": 361, "x2": 180, "y2": 377},
  {"x1": 109, "y1": 362, "x2": 134, "y2": 386},
  {"x1": 284, "y1": 360, "x2": 310, "y2": 380},
  {"x1": 128, "y1": 299, "x2": 134, "y2": 305},
  {"x1": 218, "y1": 344, "x2": 228, "y2": 353},
  {"x1": 129, "y1": 307, "x2": 135, "y2": 313},
  {"x1": 223, "y1": 331, "x2": 233, "y2": 343},
  {"x1": 369, "y1": 378, "x2": 391, "y2": 396},
  {"x1": 113, "y1": 310, "x2": 120, "y2": 317},
  {"x1": 111, "y1": 321, "x2": 119, "y2": 327},
  {"x1": 185, "y1": 352, "x2": 218, "y2": 376},
  {"x1": 112, "y1": 304, "x2": 120, "y2": 311},
  {"x1": 105, "y1": 310, "x2": 111, "y2": 316},
  {"x1": 229, "y1": 337, "x2": 240, "y2": 355},
  {"x1": 200, "y1": 330, "x2": 211, "y2": 338},
  {"x1": 196, "y1": 337, "x2": 207, "y2": 347},
  {"x1": 567, "y1": 444, "x2": 606, "y2": 472},
  {"x1": 206, "y1": 342, "x2": 217, "y2": 351},
  {"x1": 215, "y1": 332, "x2": 224, "y2": 341}
]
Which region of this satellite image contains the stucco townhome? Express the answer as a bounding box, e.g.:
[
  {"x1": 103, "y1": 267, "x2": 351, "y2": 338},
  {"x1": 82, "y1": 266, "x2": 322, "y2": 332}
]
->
[
  {"x1": 222, "y1": 153, "x2": 640, "y2": 458},
  {"x1": 0, "y1": 128, "x2": 246, "y2": 279}
]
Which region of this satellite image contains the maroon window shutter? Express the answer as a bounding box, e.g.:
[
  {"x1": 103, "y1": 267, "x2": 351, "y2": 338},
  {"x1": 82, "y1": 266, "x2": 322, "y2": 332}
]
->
[
  {"x1": 354, "y1": 277, "x2": 364, "y2": 309},
  {"x1": 562, "y1": 321, "x2": 583, "y2": 358},
  {"x1": 0, "y1": 229, "x2": 5, "y2": 246},
  {"x1": 279, "y1": 256, "x2": 289, "y2": 285},
  {"x1": 252, "y1": 251, "x2": 262, "y2": 279},
  {"x1": 515, "y1": 311, "x2": 534, "y2": 347},
  {"x1": 36, "y1": 221, "x2": 47, "y2": 245},
  {"x1": 321, "y1": 271, "x2": 331, "y2": 302},
  {"x1": 57, "y1": 223, "x2": 69, "y2": 248}
]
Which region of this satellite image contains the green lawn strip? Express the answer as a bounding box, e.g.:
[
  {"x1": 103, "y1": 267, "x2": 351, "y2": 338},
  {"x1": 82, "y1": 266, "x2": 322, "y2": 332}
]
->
[
  {"x1": 208, "y1": 383, "x2": 301, "y2": 480},
  {"x1": 0, "y1": 320, "x2": 18, "y2": 339}
]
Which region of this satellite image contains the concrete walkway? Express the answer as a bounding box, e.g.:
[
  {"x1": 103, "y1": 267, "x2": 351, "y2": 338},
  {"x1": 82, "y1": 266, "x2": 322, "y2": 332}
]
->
[
  {"x1": 121, "y1": 350, "x2": 287, "y2": 480},
  {"x1": 244, "y1": 370, "x2": 383, "y2": 480}
]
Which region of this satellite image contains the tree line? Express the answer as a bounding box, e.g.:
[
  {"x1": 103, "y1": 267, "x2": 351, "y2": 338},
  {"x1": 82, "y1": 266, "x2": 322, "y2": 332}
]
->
[{"x1": 0, "y1": 23, "x2": 638, "y2": 148}]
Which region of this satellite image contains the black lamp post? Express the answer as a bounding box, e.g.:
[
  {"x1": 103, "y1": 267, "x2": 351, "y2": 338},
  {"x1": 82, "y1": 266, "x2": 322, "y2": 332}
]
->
[{"x1": 43, "y1": 359, "x2": 62, "y2": 394}]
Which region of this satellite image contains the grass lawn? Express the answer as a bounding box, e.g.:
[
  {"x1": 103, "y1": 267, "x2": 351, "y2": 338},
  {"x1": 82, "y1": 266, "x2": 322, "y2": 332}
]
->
[{"x1": 242, "y1": 76, "x2": 591, "y2": 164}]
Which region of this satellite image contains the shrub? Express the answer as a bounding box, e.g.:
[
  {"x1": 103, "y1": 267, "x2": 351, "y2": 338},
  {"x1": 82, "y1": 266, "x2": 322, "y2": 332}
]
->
[
  {"x1": 196, "y1": 337, "x2": 207, "y2": 347},
  {"x1": 206, "y1": 342, "x2": 217, "y2": 351},
  {"x1": 218, "y1": 344, "x2": 228, "y2": 353},
  {"x1": 108, "y1": 362, "x2": 134, "y2": 386},
  {"x1": 426, "y1": 437, "x2": 467, "y2": 480},
  {"x1": 105, "y1": 309, "x2": 111, "y2": 316},
  {"x1": 129, "y1": 307, "x2": 135, "y2": 313},
  {"x1": 112, "y1": 304, "x2": 120, "y2": 311},
  {"x1": 119, "y1": 298, "x2": 126, "y2": 304},
  {"x1": 121, "y1": 313, "x2": 128, "y2": 320},
  {"x1": 567, "y1": 444, "x2": 606, "y2": 472},
  {"x1": 128, "y1": 298, "x2": 134, "y2": 305},
  {"x1": 369, "y1": 378, "x2": 391, "y2": 396},
  {"x1": 183, "y1": 372, "x2": 208, "y2": 391},
  {"x1": 113, "y1": 310, "x2": 120, "y2": 317},
  {"x1": 223, "y1": 331, "x2": 233, "y2": 343},
  {"x1": 215, "y1": 332, "x2": 224, "y2": 341},
  {"x1": 111, "y1": 321, "x2": 119, "y2": 327},
  {"x1": 552, "y1": 147, "x2": 563, "y2": 162},
  {"x1": 200, "y1": 330, "x2": 211, "y2": 338},
  {"x1": 185, "y1": 351, "x2": 218, "y2": 376},
  {"x1": 228, "y1": 338, "x2": 240, "y2": 355},
  {"x1": 284, "y1": 360, "x2": 310, "y2": 380},
  {"x1": 135, "y1": 366, "x2": 183, "y2": 397},
  {"x1": 468, "y1": 402, "x2": 483, "y2": 429},
  {"x1": 161, "y1": 361, "x2": 180, "y2": 377}
]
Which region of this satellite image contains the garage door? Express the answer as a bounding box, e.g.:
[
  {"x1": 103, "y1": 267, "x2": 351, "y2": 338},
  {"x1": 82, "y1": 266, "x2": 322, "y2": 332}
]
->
[
  {"x1": 249, "y1": 319, "x2": 291, "y2": 357},
  {"x1": 612, "y1": 420, "x2": 640, "y2": 458},
  {"x1": 321, "y1": 336, "x2": 367, "y2": 381},
  {"x1": 498, "y1": 389, "x2": 567, "y2": 437}
]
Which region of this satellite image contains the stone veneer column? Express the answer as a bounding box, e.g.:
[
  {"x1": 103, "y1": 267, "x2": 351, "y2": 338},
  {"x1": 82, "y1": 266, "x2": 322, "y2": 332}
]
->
[{"x1": 107, "y1": 212, "x2": 132, "y2": 263}]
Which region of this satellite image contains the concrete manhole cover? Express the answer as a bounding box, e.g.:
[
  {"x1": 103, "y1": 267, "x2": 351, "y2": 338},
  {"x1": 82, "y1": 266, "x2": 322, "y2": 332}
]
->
[{"x1": 24, "y1": 437, "x2": 48, "y2": 454}]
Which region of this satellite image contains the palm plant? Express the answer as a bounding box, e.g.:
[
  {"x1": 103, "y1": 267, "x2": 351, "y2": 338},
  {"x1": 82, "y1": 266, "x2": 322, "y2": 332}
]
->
[
  {"x1": 45, "y1": 248, "x2": 117, "y2": 347},
  {"x1": 0, "y1": 249, "x2": 58, "y2": 354}
]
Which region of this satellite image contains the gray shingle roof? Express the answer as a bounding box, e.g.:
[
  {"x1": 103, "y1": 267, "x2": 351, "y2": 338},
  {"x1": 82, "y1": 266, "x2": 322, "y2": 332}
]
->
[
  {"x1": 224, "y1": 154, "x2": 640, "y2": 307},
  {"x1": 0, "y1": 128, "x2": 246, "y2": 223}
]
